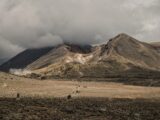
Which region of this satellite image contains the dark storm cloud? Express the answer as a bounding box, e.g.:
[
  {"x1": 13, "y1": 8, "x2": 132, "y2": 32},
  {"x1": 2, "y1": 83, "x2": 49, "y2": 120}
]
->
[{"x1": 0, "y1": 0, "x2": 160, "y2": 58}]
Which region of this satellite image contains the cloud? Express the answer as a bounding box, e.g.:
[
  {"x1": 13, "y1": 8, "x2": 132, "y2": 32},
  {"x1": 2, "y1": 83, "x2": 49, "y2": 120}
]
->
[
  {"x1": 0, "y1": 0, "x2": 160, "y2": 59},
  {"x1": 0, "y1": 36, "x2": 24, "y2": 58},
  {"x1": 31, "y1": 34, "x2": 63, "y2": 48}
]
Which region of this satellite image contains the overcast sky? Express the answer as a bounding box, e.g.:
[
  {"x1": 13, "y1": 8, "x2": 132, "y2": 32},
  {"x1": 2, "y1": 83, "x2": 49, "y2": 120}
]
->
[{"x1": 0, "y1": 0, "x2": 160, "y2": 59}]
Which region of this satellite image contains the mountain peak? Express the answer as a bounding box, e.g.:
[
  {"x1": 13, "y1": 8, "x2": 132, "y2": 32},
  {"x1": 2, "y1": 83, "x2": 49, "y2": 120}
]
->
[
  {"x1": 114, "y1": 33, "x2": 133, "y2": 40},
  {"x1": 107, "y1": 33, "x2": 139, "y2": 45},
  {"x1": 117, "y1": 33, "x2": 130, "y2": 37},
  {"x1": 100, "y1": 33, "x2": 145, "y2": 58}
]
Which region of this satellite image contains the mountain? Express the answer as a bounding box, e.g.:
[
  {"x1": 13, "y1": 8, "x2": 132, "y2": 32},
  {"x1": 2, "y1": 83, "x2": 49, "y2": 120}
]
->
[
  {"x1": 0, "y1": 47, "x2": 54, "y2": 72},
  {"x1": 1, "y1": 33, "x2": 160, "y2": 79},
  {"x1": 104, "y1": 34, "x2": 160, "y2": 69},
  {"x1": 0, "y1": 58, "x2": 7, "y2": 65},
  {"x1": 151, "y1": 42, "x2": 160, "y2": 46},
  {"x1": 26, "y1": 44, "x2": 92, "y2": 70},
  {"x1": 150, "y1": 42, "x2": 160, "y2": 50}
]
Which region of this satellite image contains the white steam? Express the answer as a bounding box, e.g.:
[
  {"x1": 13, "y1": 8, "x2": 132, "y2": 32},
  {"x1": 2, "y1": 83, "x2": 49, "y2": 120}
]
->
[
  {"x1": 9, "y1": 69, "x2": 32, "y2": 76},
  {"x1": 65, "y1": 54, "x2": 93, "y2": 64}
]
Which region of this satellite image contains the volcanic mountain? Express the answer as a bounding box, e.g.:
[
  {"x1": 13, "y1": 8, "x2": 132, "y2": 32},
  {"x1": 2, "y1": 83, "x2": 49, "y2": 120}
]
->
[
  {"x1": 151, "y1": 42, "x2": 160, "y2": 53},
  {"x1": 0, "y1": 47, "x2": 54, "y2": 71},
  {"x1": 151, "y1": 42, "x2": 160, "y2": 47},
  {"x1": 0, "y1": 33, "x2": 160, "y2": 79},
  {"x1": 0, "y1": 58, "x2": 7, "y2": 65}
]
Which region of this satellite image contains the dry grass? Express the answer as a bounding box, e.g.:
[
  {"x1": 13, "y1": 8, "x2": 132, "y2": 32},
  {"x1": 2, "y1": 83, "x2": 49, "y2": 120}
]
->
[{"x1": 0, "y1": 72, "x2": 160, "y2": 99}]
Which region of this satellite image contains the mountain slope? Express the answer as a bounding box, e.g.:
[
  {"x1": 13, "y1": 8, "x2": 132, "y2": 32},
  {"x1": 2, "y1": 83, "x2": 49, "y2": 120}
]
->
[
  {"x1": 1, "y1": 33, "x2": 160, "y2": 79},
  {"x1": 0, "y1": 47, "x2": 54, "y2": 72},
  {"x1": 150, "y1": 42, "x2": 160, "y2": 53},
  {"x1": 102, "y1": 34, "x2": 160, "y2": 69},
  {"x1": 0, "y1": 58, "x2": 7, "y2": 65},
  {"x1": 26, "y1": 44, "x2": 93, "y2": 70}
]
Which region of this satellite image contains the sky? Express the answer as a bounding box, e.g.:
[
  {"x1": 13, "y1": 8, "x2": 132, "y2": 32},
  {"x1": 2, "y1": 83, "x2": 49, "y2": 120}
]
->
[{"x1": 0, "y1": 0, "x2": 160, "y2": 60}]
